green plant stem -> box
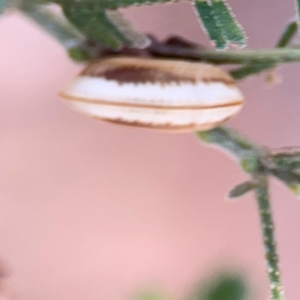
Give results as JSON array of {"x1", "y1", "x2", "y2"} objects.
[
  {"x1": 230, "y1": 21, "x2": 298, "y2": 79},
  {"x1": 20, "y1": 3, "x2": 84, "y2": 49},
  {"x1": 197, "y1": 127, "x2": 285, "y2": 300},
  {"x1": 230, "y1": 62, "x2": 275, "y2": 80},
  {"x1": 149, "y1": 46, "x2": 300, "y2": 64},
  {"x1": 16, "y1": 4, "x2": 300, "y2": 66},
  {"x1": 254, "y1": 175, "x2": 284, "y2": 300},
  {"x1": 197, "y1": 127, "x2": 258, "y2": 159},
  {"x1": 16, "y1": 5, "x2": 300, "y2": 78}
]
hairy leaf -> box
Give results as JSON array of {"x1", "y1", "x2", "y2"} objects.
[
  {"x1": 210, "y1": 0, "x2": 245, "y2": 47},
  {"x1": 62, "y1": 2, "x2": 129, "y2": 49},
  {"x1": 228, "y1": 181, "x2": 256, "y2": 199},
  {"x1": 194, "y1": 0, "x2": 227, "y2": 49}
]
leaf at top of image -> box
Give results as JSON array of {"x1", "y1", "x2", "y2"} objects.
[
  {"x1": 62, "y1": 2, "x2": 126, "y2": 49},
  {"x1": 194, "y1": 0, "x2": 227, "y2": 49},
  {"x1": 211, "y1": 0, "x2": 246, "y2": 47},
  {"x1": 194, "y1": 0, "x2": 246, "y2": 49}
]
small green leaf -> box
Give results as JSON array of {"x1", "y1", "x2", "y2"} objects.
[
  {"x1": 271, "y1": 169, "x2": 300, "y2": 183},
  {"x1": 272, "y1": 150, "x2": 300, "y2": 170},
  {"x1": 194, "y1": 0, "x2": 227, "y2": 49},
  {"x1": 211, "y1": 0, "x2": 245, "y2": 47},
  {"x1": 230, "y1": 62, "x2": 275, "y2": 80},
  {"x1": 276, "y1": 21, "x2": 298, "y2": 47},
  {"x1": 191, "y1": 273, "x2": 248, "y2": 300},
  {"x1": 228, "y1": 181, "x2": 256, "y2": 199},
  {"x1": 270, "y1": 169, "x2": 300, "y2": 198},
  {"x1": 62, "y1": 2, "x2": 129, "y2": 49}
]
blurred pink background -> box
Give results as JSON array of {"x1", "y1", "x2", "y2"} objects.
[{"x1": 1, "y1": 0, "x2": 300, "y2": 299}]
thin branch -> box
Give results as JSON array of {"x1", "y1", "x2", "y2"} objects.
[
  {"x1": 254, "y1": 175, "x2": 285, "y2": 300},
  {"x1": 197, "y1": 127, "x2": 285, "y2": 300},
  {"x1": 271, "y1": 149, "x2": 300, "y2": 170},
  {"x1": 230, "y1": 21, "x2": 298, "y2": 79},
  {"x1": 196, "y1": 127, "x2": 260, "y2": 160},
  {"x1": 230, "y1": 62, "x2": 275, "y2": 80},
  {"x1": 16, "y1": 5, "x2": 300, "y2": 74},
  {"x1": 20, "y1": 3, "x2": 84, "y2": 49},
  {"x1": 148, "y1": 44, "x2": 300, "y2": 64},
  {"x1": 19, "y1": 3, "x2": 104, "y2": 60}
]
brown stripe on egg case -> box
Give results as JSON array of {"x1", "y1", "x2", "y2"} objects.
[{"x1": 81, "y1": 57, "x2": 235, "y2": 85}]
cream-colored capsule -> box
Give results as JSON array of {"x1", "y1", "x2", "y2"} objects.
[{"x1": 59, "y1": 57, "x2": 244, "y2": 132}]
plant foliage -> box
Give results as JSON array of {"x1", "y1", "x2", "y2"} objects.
[{"x1": 46, "y1": 0, "x2": 246, "y2": 50}]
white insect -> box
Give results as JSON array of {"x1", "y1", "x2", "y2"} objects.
[{"x1": 60, "y1": 57, "x2": 244, "y2": 132}]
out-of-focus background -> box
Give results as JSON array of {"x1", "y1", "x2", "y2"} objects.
[{"x1": 0, "y1": 0, "x2": 300, "y2": 299}]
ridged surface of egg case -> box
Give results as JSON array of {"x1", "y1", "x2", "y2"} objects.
[{"x1": 60, "y1": 57, "x2": 244, "y2": 132}]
